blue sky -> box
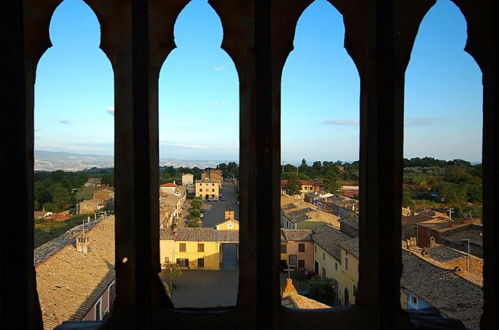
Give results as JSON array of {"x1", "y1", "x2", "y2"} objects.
[{"x1": 35, "y1": 0, "x2": 482, "y2": 163}]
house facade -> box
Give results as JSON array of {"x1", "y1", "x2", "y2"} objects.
[
  {"x1": 280, "y1": 229, "x2": 314, "y2": 273},
  {"x1": 181, "y1": 173, "x2": 194, "y2": 186},
  {"x1": 195, "y1": 180, "x2": 220, "y2": 200}
]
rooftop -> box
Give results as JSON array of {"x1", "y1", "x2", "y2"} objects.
[
  {"x1": 311, "y1": 224, "x2": 352, "y2": 260},
  {"x1": 338, "y1": 237, "x2": 359, "y2": 258},
  {"x1": 441, "y1": 227, "x2": 483, "y2": 247},
  {"x1": 159, "y1": 228, "x2": 239, "y2": 242},
  {"x1": 281, "y1": 229, "x2": 313, "y2": 242},
  {"x1": 36, "y1": 216, "x2": 115, "y2": 330},
  {"x1": 401, "y1": 250, "x2": 482, "y2": 330}
]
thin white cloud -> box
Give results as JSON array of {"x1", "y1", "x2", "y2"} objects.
[
  {"x1": 213, "y1": 66, "x2": 226, "y2": 71},
  {"x1": 106, "y1": 106, "x2": 115, "y2": 116},
  {"x1": 323, "y1": 119, "x2": 359, "y2": 126},
  {"x1": 59, "y1": 119, "x2": 71, "y2": 125},
  {"x1": 405, "y1": 117, "x2": 439, "y2": 127}
]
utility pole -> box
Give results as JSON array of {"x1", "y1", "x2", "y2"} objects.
[{"x1": 461, "y1": 239, "x2": 470, "y2": 272}]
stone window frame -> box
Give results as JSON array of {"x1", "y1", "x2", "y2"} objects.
[{"x1": 2, "y1": 1, "x2": 497, "y2": 330}]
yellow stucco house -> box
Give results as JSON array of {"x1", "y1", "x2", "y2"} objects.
[
  {"x1": 159, "y1": 219, "x2": 239, "y2": 270},
  {"x1": 337, "y1": 237, "x2": 359, "y2": 305},
  {"x1": 311, "y1": 224, "x2": 355, "y2": 304},
  {"x1": 195, "y1": 179, "x2": 220, "y2": 200}
]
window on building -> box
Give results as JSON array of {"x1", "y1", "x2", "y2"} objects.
[
  {"x1": 281, "y1": 244, "x2": 287, "y2": 253},
  {"x1": 197, "y1": 258, "x2": 205, "y2": 268},
  {"x1": 198, "y1": 243, "x2": 204, "y2": 252},
  {"x1": 200, "y1": 189, "x2": 203, "y2": 192},
  {"x1": 335, "y1": 262, "x2": 338, "y2": 271},
  {"x1": 323, "y1": 252, "x2": 325, "y2": 260},
  {"x1": 298, "y1": 243, "x2": 305, "y2": 252},
  {"x1": 322, "y1": 267, "x2": 327, "y2": 279},
  {"x1": 345, "y1": 256, "x2": 349, "y2": 270},
  {"x1": 353, "y1": 285, "x2": 357, "y2": 297},
  {"x1": 179, "y1": 243, "x2": 186, "y2": 252},
  {"x1": 288, "y1": 254, "x2": 298, "y2": 268},
  {"x1": 176, "y1": 258, "x2": 189, "y2": 267},
  {"x1": 212, "y1": 189, "x2": 215, "y2": 192},
  {"x1": 298, "y1": 260, "x2": 305, "y2": 268},
  {"x1": 411, "y1": 295, "x2": 418, "y2": 305}
]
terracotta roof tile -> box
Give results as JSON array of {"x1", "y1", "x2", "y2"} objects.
[{"x1": 36, "y1": 216, "x2": 115, "y2": 329}]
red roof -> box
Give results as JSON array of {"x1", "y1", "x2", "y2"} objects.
[{"x1": 161, "y1": 183, "x2": 177, "y2": 187}]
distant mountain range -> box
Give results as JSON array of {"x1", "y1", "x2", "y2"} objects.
[{"x1": 34, "y1": 150, "x2": 233, "y2": 171}]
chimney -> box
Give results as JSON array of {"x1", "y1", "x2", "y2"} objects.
[
  {"x1": 225, "y1": 210, "x2": 234, "y2": 221},
  {"x1": 76, "y1": 234, "x2": 90, "y2": 254}
]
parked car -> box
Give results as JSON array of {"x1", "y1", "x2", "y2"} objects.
[{"x1": 220, "y1": 197, "x2": 226, "y2": 201}]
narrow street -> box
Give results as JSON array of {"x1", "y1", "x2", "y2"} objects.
[{"x1": 201, "y1": 182, "x2": 239, "y2": 228}]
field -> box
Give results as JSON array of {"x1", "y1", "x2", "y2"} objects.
[
  {"x1": 74, "y1": 186, "x2": 98, "y2": 201},
  {"x1": 34, "y1": 214, "x2": 88, "y2": 248}
]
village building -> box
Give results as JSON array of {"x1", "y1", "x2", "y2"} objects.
[
  {"x1": 159, "y1": 222, "x2": 239, "y2": 270},
  {"x1": 84, "y1": 177, "x2": 103, "y2": 188},
  {"x1": 337, "y1": 237, "x2": 359, "y2": 305},
  {"x1": 280, "y1": 195, "x2": 340, "y2": 230},
  {"x1": 181, "y1": 173, "x2": 194, "y2": 186},
  {"x1": 311, "y1": 224, "x2": 352, "y2": 291},
  {"x1": 160, "y1": 182, "x2": 178, "y2": 195},
  {"x1": 78, "y1": 199, "x2": 103, "y2": 215},
  {"x1": 201, "y1": 169, "x2": 223, "y2": 187},
  {"x1": 93, "y1": 188, "x2": 114, "y2": 201},
  {"x1": 339, "y1": 217, "x2": 359, "y2": 238},
  {"x1": 280, "y1": 229, "x2": 314, "y2": 273},
  {"x1": 195, "y1": 179, "x2": 220, "y2": 200},
  {"x1": 400, "y1": 249, "x2": 482, "y2": 330},
  {"x1": 416, "y1": 218, "x2": 483, "y2": 257},
  {"x1": 280, "y1": 179, "x2": 321, "y2": 197},
  {"x1": 35, "y1": 216, "x2": 115, "y2": 329}
]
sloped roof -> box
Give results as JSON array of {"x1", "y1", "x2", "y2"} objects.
[
  {"x1": 281, "y1": 229, "x2": 313, "y2": 242},
  {"x1": 401, "y1": 250, "x2": 482, "y2": 330},
  {"x1": 159, "y1": 228, "x2": 239, "y2": 242},
  {"x1": 339, "y1": 237, "x2": 359, "y2": 258},
  {"x1": 311, "y1": 224, "x2": 352, "y2": 260},
  {"x1": 36, "y1": 216, "x2": 115, "y2": 330}
]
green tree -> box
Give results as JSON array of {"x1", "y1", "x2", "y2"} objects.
[
  {"x1": 190, "y1": 197, "x2": 203, "y2": 210},
  {"x1": 285, "y1": 172, "x2": 301, "y2": 195},
  {"x1": 189, "y1": 209, "x2": 201, "y2": 219},
  {"x1": 402, "y1": 187, "x2": 415, "y2": 208},
  {"x1": 306, "y1": 277, "x2": 336, "y2": 305},
  {"x1": 321, "y1": 169, "x2": 341, "y2": 195},
  {"x1": 161, "y1": 263, "x2": 182, "y2": 293},
  {"x1": 438, "y1": 183, "x2": 467, "y2": 203},
  {"x1": 298, "y1": 158, "x2": 309, "y2": 174},
  {"x1": 188, "y1": 218, "x2": 202, "y2": 227},
  {"x1": 283, "y1": 164, "x2": 298, "y2": 173}
]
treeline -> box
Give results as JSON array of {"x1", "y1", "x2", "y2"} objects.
[
  {"x1": 402, "y1": 158, "x2": 482, "y2": 220},
  {"x1": 34, "y1": 169, "x2": 113, "y2": 212},
  {"x1": 280, "y1": 159, "x2": 356, "y2": 196},
  {"x1": 281, "y1": 159, "x2": 359, "y2": 182},
  {"x1": 160, "y1": 162, "x2": 239, "y2": 183}
]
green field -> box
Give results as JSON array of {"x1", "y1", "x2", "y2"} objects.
[
  {"x1": 74, "y1": 186, "x2": 98, "y2": 201},
  {"x1": 34, "y1": 214, "x2": 88, "y2": 248}
]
